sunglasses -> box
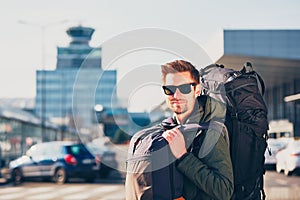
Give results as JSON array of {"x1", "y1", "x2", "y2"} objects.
[{"x1": 162, "y1": 83, "x2": 196, "y2": 95}]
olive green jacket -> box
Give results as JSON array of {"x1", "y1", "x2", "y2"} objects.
[{"x1": 176, "y1": 96, "x2": 234, "y2": 200}]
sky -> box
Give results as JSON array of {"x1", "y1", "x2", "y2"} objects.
[{"x1": 0, "y1": 0, "x2": 300, "y2": 112}]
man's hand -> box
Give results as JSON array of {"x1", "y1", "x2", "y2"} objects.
[{"x1": 162, "y1": 127, "x2": 187, "y2": 159}]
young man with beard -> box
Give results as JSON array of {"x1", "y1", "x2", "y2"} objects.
[{"x1": 160, "y1": 60, "x2": 233, "y2": 200}]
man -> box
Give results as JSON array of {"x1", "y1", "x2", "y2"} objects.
[{"x1": 161, "y1": 60, "x2": 233, "y2": 200}]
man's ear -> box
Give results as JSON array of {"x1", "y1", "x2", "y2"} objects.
[{"x1": 195, "y1": 84, "x2": 201, "y2": 97}]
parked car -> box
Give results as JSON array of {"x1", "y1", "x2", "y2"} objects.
[
  {"x1": 86, "y1": 142, "x2": 118, "y2": 178},
  {"x1": 9, "y1": 141, "x2": 99, "y2": 185},
  {"x1": 276, "y1": 138, "x2": 300, "y2": 176},
  {"x1": 264, "y1": 138, "x2": 287, "y2": 167}
]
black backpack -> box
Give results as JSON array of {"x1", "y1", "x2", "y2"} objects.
[
  {"x1": 125, "y1": 118, "x2": 221, "y2": 200},
  {"x1": 200, "y1": 62, "x2": 269, "y2": 200}
]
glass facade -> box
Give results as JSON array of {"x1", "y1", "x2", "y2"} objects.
[
  {"x1": 224, "y1": 30, "x2": 300, "y2": 136},
  {"x1": 35, "y1": 69, "x2": 117, "y2": 126},
  {"x1": 224, "y1": 30, "x2": 300, "y2": 60}
]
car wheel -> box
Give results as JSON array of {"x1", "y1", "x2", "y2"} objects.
[
  {"x1": 12, "y1": 169, "x2": 23, "y2": 186},
  {"x1": 54, "y1": 168, "x2": 67, "y2": 184},
  {"x1": 284, "y1": 168, "x2": 291, "y2": 176},
  {"x1": 276, "y1": 164, "x2": 282, "y2": 173}
]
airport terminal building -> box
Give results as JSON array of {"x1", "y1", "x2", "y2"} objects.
[
  {"x1": 217, "y1": 30, "x2": 300, "y2": 137},
  {"x1": 35, "y1": 26, "x2": 118, "y2": 131}
]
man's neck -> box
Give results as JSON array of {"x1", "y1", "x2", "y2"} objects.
[{"x1": 174, "y1": 111, "x2": 192, "y2": 124}]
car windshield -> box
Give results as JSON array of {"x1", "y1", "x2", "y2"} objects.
[
  {"x1": 66, "y1": 144, "x2": 90, "y2": 155},
  {"x1": 269, "y1": 142, "x2": 286, "y2": 149},
  {"x1": 25, "y1": 144, "x2": 39, "y2": 157}
]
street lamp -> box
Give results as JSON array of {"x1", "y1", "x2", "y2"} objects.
[
  {"x1": 18, "y1": 19, "x2": 68, "y2": 141},
  {"x1": 17, "y1": 19, "x2": 69, "y2": 67}
]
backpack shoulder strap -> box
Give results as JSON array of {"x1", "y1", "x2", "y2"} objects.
[
  {"x1": 160, "y1": 117, "x2": 229, "y2": 154},
  {"x1": 188, "y1": 121, "x2": 228, "y2": 156},
  {"x1": 161, "y1": 117, "x2": 178, "y2": 130},
  {"x1": 210, "y1": 121, "x2": 229, "y2": 146},
  {"x1": 189, "y1": 129, "x2": 207, "y2": 156},
  {"x1": 253, "y1": 71, "x2": 266, "y2": 95}
]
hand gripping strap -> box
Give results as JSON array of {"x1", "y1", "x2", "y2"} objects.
[
  {"x1": 161, "y1": 118, "x2": 229, "y2": 160},
  {"x1": 161, "y1": 118, "x2": 226, "y2": 141}
]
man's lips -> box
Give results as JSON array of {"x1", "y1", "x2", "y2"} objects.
[{"x1": 170, "y1": 99, "x2": 185, "y2": 104}]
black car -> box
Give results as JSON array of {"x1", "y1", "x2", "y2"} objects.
[{"x1": 9, "y1": 141, "x2": 99, "y2": 185}]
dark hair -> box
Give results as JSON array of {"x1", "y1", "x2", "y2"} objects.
[{"x1": 161, "y1": 60, "x2": 200, "y2": 84}]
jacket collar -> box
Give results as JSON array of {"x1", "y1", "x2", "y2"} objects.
[{"x1": 185, "y1": 95, "x2": 226, "y2": 124}]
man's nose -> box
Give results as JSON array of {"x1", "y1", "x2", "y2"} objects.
[{"x1": 173, "y1": 88, "x2": 182, "y2": 98}]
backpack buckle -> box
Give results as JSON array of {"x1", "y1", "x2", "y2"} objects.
[{"x1": 225, "y1": 71, "x2": 242, "y2": 83}]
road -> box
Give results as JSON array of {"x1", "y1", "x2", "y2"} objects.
[
  {"x1": 1, "y1": 170, "x2": 300, "y2": 200},
  {"x1": 0, "y1": 179, "x2": 125, "y2": 200},
  {"x1": 264, "y1": 170, "x2": 300, "y2": 200}
]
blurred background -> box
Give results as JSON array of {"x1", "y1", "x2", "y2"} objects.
[{"x1": 1, "y1": 0, "x2": 300, "y2": 199}]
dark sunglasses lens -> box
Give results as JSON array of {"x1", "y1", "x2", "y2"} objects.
[
  {"x1": 178, "y1": 84, "x2": 192, "y2": 94},
  {"x1": 163, "y1": 86, "x2": 175, "y2": 95},
  {"x1": 163, "y1": 83, "x2": 194, "y2": 95}
]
